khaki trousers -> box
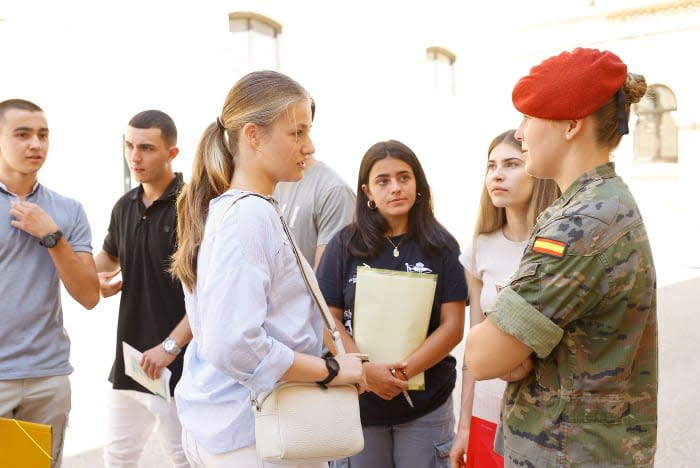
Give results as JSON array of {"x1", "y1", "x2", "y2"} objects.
[{"x1": 0, "y1": 375, "x2": 71, "y2": 468}]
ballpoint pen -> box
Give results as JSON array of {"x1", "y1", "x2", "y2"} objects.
[{"x1": 390, "y1": 368, "x2": 414, "y2": 408}]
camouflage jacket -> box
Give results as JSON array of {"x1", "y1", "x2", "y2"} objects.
[{"x1": 488, "y1": 163, "x2": 658, "y2": 467}]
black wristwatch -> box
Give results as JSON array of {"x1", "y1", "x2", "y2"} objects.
[
  {"x1": 40, "y1": 230, "x2": 63, "y2": 248},
  {"x1": 317, "y1": 355, "x2": 340, "y2": 389}
]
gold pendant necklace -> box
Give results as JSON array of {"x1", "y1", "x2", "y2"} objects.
[{"x1": 386, "y1": 236, "x2": 404, "y2": 258}]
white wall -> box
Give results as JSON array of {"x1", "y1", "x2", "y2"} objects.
[
  {"x1": 3, "y1": 0, "x2": 697, "y2": 279},
  {"x1": 1, "y1": 0, "x2": 489, "y2": 245}
]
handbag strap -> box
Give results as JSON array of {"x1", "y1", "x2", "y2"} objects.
[{"x1": 217, "y1": 191, "x2": 345, "y2": 356}]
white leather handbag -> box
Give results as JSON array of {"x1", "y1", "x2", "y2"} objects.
[
  {"x1": 253, "y1": 381, "x2": 364, "y2": 463},
  {"x1": 225, "y1": 193, "x2": 363, "y2": 463}
]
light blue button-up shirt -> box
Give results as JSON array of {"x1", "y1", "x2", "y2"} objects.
[{"x1": 175, "y1": 190, "x2": 323, "y2": 454}]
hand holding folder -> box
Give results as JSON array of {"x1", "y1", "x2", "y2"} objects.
[{"x1": 353, "y1": 266, "x2": 437, "y2": 391}]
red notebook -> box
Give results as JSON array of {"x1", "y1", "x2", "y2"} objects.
[{"x1": 466, "y1": 416, "x2": 504, "y2": 468}]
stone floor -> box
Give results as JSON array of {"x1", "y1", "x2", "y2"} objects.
[{"x1": 63, "y1": 441, "x2": 167, "y2": 468}]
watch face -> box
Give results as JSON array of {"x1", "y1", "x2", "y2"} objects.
[
  {"x1": 41, "y1": 230, "x2": 63, "y2": 248},
  {"x1": 42, "y1": 235, "x2": 57, "y2": 248},
  {"x1": 326, "y1": 356, "x2": 340, "y2": 373},
  {"x1": 163, "y1": 338, "x2": 181, "y2": 355}
]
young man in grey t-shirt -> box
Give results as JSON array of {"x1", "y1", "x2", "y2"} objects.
[{"x1": 0, "y1": 98, "x2": 99, "y2": 467}]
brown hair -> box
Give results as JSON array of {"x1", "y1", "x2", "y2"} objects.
[
  {"x1": 170, "y1": 70, "x2": 311, "y2": 291},
  {"x1": 591, "y1": 73, "x2": 647, "y2": 150}
]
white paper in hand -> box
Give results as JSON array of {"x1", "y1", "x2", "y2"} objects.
[{"x1": 122, "y1": 341, "x2": 172, "y2": 401}]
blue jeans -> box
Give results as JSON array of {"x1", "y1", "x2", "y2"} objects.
[{"x1": 332, "y1": 396, "x2": 454, "y2": 468}]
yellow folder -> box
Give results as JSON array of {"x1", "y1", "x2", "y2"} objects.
[
  {"x1": 0, "y1": 417, "x2": 52, "y2": 468},
  {"x1": 353, "y1": 266, "x2": 437, "y2": 390}
]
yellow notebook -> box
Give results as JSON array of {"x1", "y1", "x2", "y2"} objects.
[
  {"x1": 353, "y1": 266, "x2": 437, "y2": 390},
  {"x1": 0, "y1": 417, "x2": 52, "y2": 468}
]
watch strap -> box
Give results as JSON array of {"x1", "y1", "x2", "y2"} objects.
[{"x1": 317, "y1": 356, "x2": 339, "y2": 389}]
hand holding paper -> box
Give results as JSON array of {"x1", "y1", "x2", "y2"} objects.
[
  {"x1": 363, "y1": 361, "x2": 409, "y2": 400},
  {"x1": 352, "y1": 267, "x2": 437, "y2": 391},
  {"x1": 122, "y1": 341, "x2": 172, "y2": 401},
  {"x1": 140, "y1": 344, "x2": 177, "y2": 380}
]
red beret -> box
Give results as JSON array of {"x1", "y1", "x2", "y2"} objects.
[{"x1": 512, "y1": 48, "x2": 628, "y2": 120}]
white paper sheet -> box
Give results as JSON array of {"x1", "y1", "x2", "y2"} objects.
[{"x1": 122, "y1": 341, "x2": 172, "y2": 401}]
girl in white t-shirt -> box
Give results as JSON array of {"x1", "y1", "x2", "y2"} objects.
[{"x1": 449, "y1": 130, "x2": 559, "y2": 468}]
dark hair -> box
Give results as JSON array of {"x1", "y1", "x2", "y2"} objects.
[
  {"x1": 0, "y1": 99, "x2": 43, "y2": 128},
  {"x1": 128, "y1": 109, "x2": 178, "y2": 146},
  {"x1": 346, "y1": 139, "x2": 458, "y2": 258}
]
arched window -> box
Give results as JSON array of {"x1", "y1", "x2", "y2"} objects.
[
  {"x1": 633, "y1": 84, "x2": 678, "y2": 163},
  {"x1": 229, "y1": 12, "x2": 282, "y2": 72},
  {"x1": 426, "y1": 46, "x2": 456, "y2": 95}
]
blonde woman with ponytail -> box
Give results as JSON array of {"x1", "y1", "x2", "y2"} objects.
[{"x1": 170, "y1": 71, "x2": 365, "y2": 467}]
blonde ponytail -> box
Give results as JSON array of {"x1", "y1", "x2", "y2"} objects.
[
  {"x1": 170, "y1": 70, "x2": 310, "y2": 291},
  {"x1": 171, "y1": 122, "x2": 234, "y2": 291}
]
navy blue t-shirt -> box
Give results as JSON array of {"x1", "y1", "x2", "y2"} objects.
[{"x1": 317, "y1": 227, "x2": 467, "y2": 426}]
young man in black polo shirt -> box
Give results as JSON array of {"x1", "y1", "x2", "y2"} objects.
[{"x1": 94, "y1": 110, "x2": 190, "y2": 467}]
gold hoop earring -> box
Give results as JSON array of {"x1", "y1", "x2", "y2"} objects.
[{"x1": 367, "y1": 200, "x2": 377, "y2": 210}]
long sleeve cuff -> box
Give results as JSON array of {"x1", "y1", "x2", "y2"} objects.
[
  {"x1": 488, "y1": 288, "x2": 564, "y2": 358},
  {"x1": 240, "y1": 340, "x2": 295, "y2": 396}
]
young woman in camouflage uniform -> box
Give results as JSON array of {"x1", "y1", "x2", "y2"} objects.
[{"x1": 466, "y1": 48, "x2": 658, "y2": 467}]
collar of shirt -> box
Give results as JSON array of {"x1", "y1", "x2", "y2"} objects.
[
  {"x1": 127, "y1": 172, "x2": 184, "y2": 205},
  {"x1": 560, "y1": 162, "x2": 616, "y2": 207},
  {"x1": 0, "y1": 180, "x2": 41, "y2": 199},
  {"x1": 534, "y1": 163, "x2": 617, "y2": 229}
]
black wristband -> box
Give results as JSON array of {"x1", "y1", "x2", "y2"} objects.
[{"x1": 316, "y1": 355, "x2": 339, "y2": 389}]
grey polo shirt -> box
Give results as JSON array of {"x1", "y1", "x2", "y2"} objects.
[{"x1": 0, "y1": 181, "x2": 93, "y2": 380}]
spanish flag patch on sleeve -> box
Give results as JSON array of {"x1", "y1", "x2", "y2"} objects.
[{"x1": 532, "y1": 237, "x2": 567, "y2": 257}]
